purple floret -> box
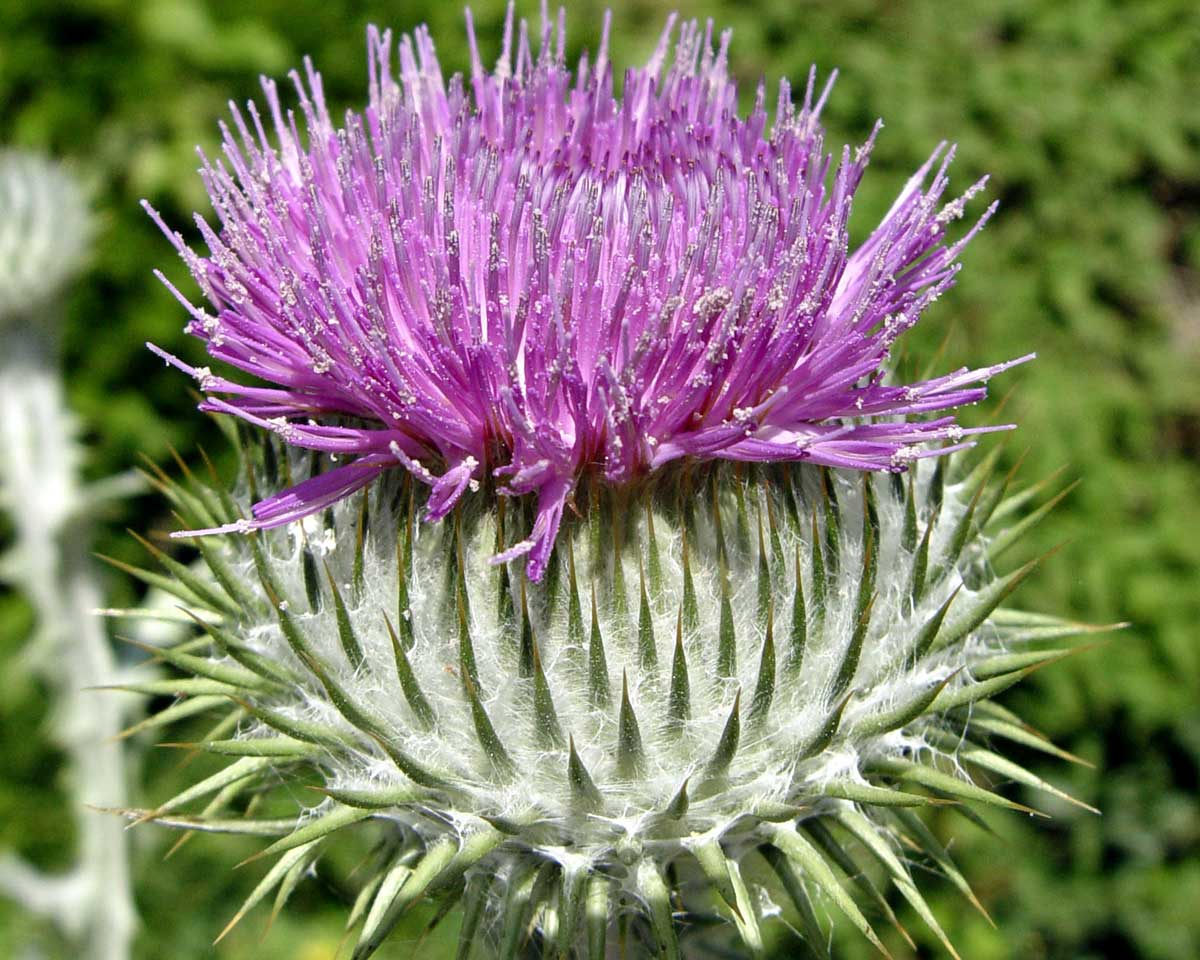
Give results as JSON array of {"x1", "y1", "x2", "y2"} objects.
[{"x1": 147, "y1": 6, "x2": 1030, "y2": 580}]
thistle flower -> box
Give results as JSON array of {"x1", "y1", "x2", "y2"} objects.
[
  {"x1": 0, "y1": 151, "x2": 91, "y2": 325},
  {"x1": 129, "y1": 10, "x2": 1103, "y2": 960},
  {"x1": 145, "y1": 8, "x2": 1030, "y2": 581}
]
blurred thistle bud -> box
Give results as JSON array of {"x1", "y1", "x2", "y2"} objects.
[
  {"x1": 0, "y1": 150, "x2": 91, "y2": 326},
  {"x1": 131, "y1": 8, "x2": 1104, "y2": 958}
]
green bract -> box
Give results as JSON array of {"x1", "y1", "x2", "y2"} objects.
[{"x1": 122, "y1": 432, "x2": 1104, "y2": 958}]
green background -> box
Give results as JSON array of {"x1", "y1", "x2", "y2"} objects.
[{"x1": 2, "y1": 0, "x2": 1198, "y2": 956}]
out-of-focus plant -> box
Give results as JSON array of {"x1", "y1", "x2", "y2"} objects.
[{"x1": 0, "y1": 150, "x2": 135, "y2": 960}]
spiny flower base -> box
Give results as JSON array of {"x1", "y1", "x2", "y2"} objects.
[{"x1": 123, "y1": 441, "x2": 1098, "y2": 958}]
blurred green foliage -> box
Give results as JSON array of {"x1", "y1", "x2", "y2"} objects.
[{"x1": 1, "y1": 0, "x2": 1197, "y2": 957}]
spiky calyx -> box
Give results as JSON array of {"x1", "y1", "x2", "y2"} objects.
[{"x1": 123, "y1": 436, "x2": 1101, "y2": 958}]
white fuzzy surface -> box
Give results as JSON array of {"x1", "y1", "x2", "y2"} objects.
[{"x1": 205, "y1": 454, "x2": 1004, "y2": 869}]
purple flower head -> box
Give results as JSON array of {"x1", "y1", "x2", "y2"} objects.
[{"x1": 147, "y1": 6, "x2": 1030, "y2": 580}]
